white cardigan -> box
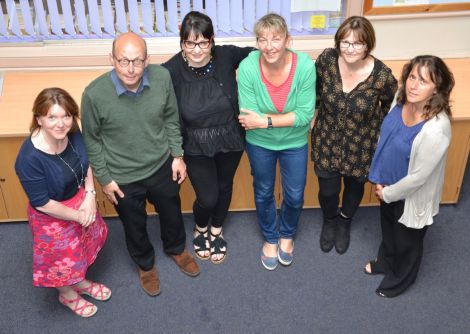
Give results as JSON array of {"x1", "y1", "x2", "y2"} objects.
[{"x1": 382, "y1": 112, "x2": 451, "y2": 229}]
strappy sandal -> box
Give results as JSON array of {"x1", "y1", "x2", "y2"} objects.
[
  {"x1": 364, "y1": 259, "x2": 380, "y2": 275},
  {"x1": 73, "y1": 281, "x2": 112, "y2": 301},
  {"x1": 59, "y1": 294, "x2": 98, "y2": 318},
  {"x1": 193, "y1": 226, "x2": 210, "y2": 261},
  {"x1": 210, "y1": 230, "x2": 227, "y2": 265}
]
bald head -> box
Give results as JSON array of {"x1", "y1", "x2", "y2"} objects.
[
  {"x1": 109, "y1": 32, "x2": 150, "y2": 93},
  {"x1": 112, "y1": 32, "x2": 148, "y2": 57}
]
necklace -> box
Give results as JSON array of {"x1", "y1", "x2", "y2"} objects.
[
  {"x1": 55, "y1": 141, "x2": 84, "y2": 189},
  {"x1": 182, "y1": 52, "x2": 214, "y2": 77}
]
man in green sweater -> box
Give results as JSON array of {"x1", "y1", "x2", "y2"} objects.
[{"x1": 81, "y1": 32, "x2": 200, "y2": 297}]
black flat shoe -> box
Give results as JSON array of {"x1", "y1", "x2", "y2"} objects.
[
  {"x1": 363, "y1": 260, "x2": 380, "y2": 275},
  {"x1": 376, "y1": 289, "x2": 390, "y2": 298},
  {"x1": 320, "y1": 218, "x2": 337, "y2": 253}
]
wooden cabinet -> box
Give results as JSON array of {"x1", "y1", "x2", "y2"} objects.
[
  {"x1": 0, "y1": 59, "x2": 469, "y2": 222},
  {"x1": 0, "y1": 138, "x2": 31, "y2": 221}
]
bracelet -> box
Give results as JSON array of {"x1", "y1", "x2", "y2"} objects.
[{"x1": 85, "y1": 189, "x2": 96, "y2": 195}]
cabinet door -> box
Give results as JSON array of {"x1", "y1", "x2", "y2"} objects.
[
  {"x1": 0, "y1": 187, "x2": 8, "y2": 220},
  {"x1": 0, "y1": 138, "x2": 30, "y2": 221}
]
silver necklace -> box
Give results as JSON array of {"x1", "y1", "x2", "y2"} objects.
[{"x1": 55, "y1": 141, "x2": 84, "y2": 189}]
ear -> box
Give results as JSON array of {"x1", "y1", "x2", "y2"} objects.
[
  {"x1": 144, "y1": 54, "x2": 151, "y2": 67},
  {"x1": 36, "y1": 117, "x2": 42, "y2": 126},
  {"x1": 109, "y1": 53, "x2": 115, "y2": 66}
]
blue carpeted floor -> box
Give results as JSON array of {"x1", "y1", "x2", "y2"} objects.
[{"x1": 1, "y1": 164, "x2": 469, "y2": 333}]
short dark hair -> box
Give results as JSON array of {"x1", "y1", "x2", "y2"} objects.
[
  {"x1": 30, "y1": 87, "x2": 80, "y2": 134},
  {"x1": 334, "y1": 16, "x2": 375, "y2": 58},
  {"x1": 397, "y1": 55, "x2": 455, "y2": 120},
  {"x1": 180, "y1": 11, "x2": 214, "y2": 48}
]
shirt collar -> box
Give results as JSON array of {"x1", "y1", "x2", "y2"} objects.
[{"x1": 110, "y1": 68, "x2": 150, "y2": 97}]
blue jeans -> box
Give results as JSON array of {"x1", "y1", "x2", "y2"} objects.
[{"x1": 246, "y1": 143, "x2": 308, "y2": 244}]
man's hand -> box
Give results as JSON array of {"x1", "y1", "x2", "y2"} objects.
[
  {"x1": 172, "y1": 158, "x2": 187, "y2": 184},
  {"x1": 102, "y1": 180, "x2": 125, "y2": 205}
]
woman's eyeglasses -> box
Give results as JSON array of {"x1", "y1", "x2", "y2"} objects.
[
  {"x1": 339, "y1": 41, "x2": 366, "y2": 50},
  {"x1": 183, "y1": 40, "x2": 211, "y2": 49}
]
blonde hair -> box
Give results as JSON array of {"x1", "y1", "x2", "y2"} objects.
[{"x1": 254, "y1": 13, "x2": 289, "y2": 39}]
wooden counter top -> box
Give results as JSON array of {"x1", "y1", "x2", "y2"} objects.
[{"x1": 0, "y1": 58, "x2": 469, "y2": 137}]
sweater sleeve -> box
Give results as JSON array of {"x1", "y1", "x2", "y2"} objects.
[
  {"x1": 161, "y1": 71, "x2": 184, "y2": 157},
  {"x1": 292, "y1": 56, "x2": 316, "y2": 127},
  {"x1": 379, "y1": 68, "x2": 398, "y2": 120},
  {"x1": 382, "y1": 125, "x2": 450, "y2": 203},
  {"x1": 237, "y1": 60, "x2": 261, "y2": 114},
  {"x1": 314, "y1": 50, "x2": 326, "y2": 117},
  {"x1": 81, "y1": 90, "x2": 113, "y2": 186},
  {"x1": 227, "y1": 45, "x2": 255, "y2": 69},
  {"x1": 15, "y1": 143, "x2": 50, "y2": 207}
]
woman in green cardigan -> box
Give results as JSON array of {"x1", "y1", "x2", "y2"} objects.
[{"x1": 238, "y1": 13, "x2": 316, "y2": 271}]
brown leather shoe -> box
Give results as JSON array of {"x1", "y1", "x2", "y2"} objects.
[
  {"x1": 138, "y1": 266, "x2": 160, "y2": 296},
  {"x1": 170, "y1": 250, "x2": 200, "y2": 277}
]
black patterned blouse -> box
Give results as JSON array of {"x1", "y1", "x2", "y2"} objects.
[{"x1": 311, "y1": 48, "x2": 397, "y2": 180}]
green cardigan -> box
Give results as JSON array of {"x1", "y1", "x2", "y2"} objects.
[
  {"x1": 81, "y1": 65, "x2": 183, "y2": 186},
  {"x1": 237, "y1": 49, "x2": 316, "y2": 150}
]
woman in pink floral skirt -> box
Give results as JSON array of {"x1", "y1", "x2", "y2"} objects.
[{"x1": 15, "y1": 88, "x2": 110, "y2": 317}]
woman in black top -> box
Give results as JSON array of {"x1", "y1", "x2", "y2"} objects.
[
  {"x1": 311, "y1": 16, "x2": 397, "y2": 255},
  {"x1": 163, "y1": 11, "x2": 253, "y2": 264}
]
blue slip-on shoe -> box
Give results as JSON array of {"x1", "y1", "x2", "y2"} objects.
[
  {"x1": 261, "y1": 249, "x2": 278, "y2": 271},
  {"x1": 277, "y1": 241, "x2": 294, "y2": 266}
]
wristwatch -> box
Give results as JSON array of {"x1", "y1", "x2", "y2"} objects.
[{"x1": 267, "y1": 117, "x2": 273, "y2": 130}]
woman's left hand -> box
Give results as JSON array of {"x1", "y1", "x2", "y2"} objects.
[
  {"x1": 78, "y1": 192, "x2": 98, "y2": 227},
  {"x1": 239, "y1": 108, "x2": 267, "y2": 130}
]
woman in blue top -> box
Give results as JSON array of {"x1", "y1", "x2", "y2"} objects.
[
  {"x1": 366, "y1": 56, "x2": 454, "y2": 298},
  {"x1": 15, "y1": 88, "x2": 109, "y2": 317}
]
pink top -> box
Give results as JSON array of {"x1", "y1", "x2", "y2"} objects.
[{"x1": 260, "y1": 52, "x2": 298, "y2": 113}]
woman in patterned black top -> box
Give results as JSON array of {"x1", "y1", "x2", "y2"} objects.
[{"x1": 311, "y1": 16, "x2": 397, "y2": 254}]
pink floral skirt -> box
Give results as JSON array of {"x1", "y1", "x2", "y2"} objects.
[{"x1": 27, "y1": 187, "x2": 108, "y2": 287}]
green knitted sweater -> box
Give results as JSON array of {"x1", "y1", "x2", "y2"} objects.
[{"x1": 81, "y1": 65, "x2": 183, "y2": 185}]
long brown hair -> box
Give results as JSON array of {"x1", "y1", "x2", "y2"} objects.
[
  {"x1": 397, "y1": 55, "x2": 455, "y2": 120},
  {"x1": 30, "y1": 87, "x2": 80, "y2": 134}
]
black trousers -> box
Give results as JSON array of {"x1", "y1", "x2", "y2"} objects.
[
  {"x1": 374, "y1": 200, "x2": 428, "y2": 297},
  {"x1": 315, "y1": 168, "x2": 365, "y2": 219},
  {"x1": 114, "y1": 157, "x2": 186, "y2": 271},
  {"x1": 185, "y1": 150, "x2": 243, "y2": 229}
]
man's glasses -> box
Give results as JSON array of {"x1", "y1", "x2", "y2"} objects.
[
  {"x1": 183, "y1": 40, "x2": 211, "y2": 49},
  {"x1": 113, "y1": 56, "x2": 146, "y2": 67},
  {"x1": 339, "y1": 41, "x2": 366, "y2": 50}
]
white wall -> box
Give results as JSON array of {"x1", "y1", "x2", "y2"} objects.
[{"x1": 369, "y1": 12, "x2": 470, "y2": 60}]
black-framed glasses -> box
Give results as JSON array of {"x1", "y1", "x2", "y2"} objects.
[
  {"x1": 339, "y1": 41, "x2": 366, "y2": 50},
  {"x1": 183, "y1": 40, "x2": 211, "y2": 49},
  {"x1": 113, "y1": 56, "x2": 146, "y2": 67}
]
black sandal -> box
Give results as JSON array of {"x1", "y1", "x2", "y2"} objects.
[
  {"x1": 193, "y1": 227, "x2": 210, "y2": 261},
  {"x1": 210, "y1": 231, "x2": 227, "y2": 265},
  {"x1": 364, "y1": 259, "x2": 380, "y2": 275}
]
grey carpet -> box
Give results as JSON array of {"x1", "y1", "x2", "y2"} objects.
[{"x1": 1, "y1": 165, "x2": 469, "y2": 333}]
